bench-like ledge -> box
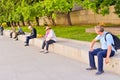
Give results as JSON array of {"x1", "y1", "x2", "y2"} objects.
[{"x1": 4, "y1": 30, "x2": 120, "y2": 75}]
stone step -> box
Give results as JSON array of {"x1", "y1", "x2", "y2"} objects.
[
  {"x1": 0, "y1": 36, "x2": 120, "y2": 80},
  {"x1": 3, "y1": 30, "x2": 120, "y2": 75}
]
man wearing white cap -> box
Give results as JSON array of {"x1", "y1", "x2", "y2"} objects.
[{"x1": 24, "y1": 26, "x2": 37, "y2": 46}]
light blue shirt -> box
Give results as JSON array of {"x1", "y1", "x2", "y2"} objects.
[{"x1": 95, "y1": 32, "x2": 115, "y2": 51}]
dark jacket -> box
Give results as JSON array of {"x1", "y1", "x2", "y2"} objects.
[
  {"x1": 18, "y1": 27, "x2": 25, "y2": 34},
  {"x1": 30, "y1": 28, "x2": 37, "y2": 38},
  {"x1": 0, "y1": 26, "x2": 4, "y2": 31}
]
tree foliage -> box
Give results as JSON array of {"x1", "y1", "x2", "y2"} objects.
[
  {"x1": 43, "y1": 0, "x2": 74, "y2": 25},
  {"x1": 0, "y1": 0, "x2": 74, "y2": 25},
  {"x1": 1, "y1": 0, "x2": 120, "y2": 26},
  {"x1": 75, "y1": 0, "x2": 120, "y2": 17}
]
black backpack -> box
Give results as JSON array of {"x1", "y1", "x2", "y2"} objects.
[{"x1": 105, "y1": 32, "x2": 120, "y2": 51}]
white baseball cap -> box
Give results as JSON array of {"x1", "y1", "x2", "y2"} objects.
[{"x1": 28, "y1": 26, "x2": 31, "y2": 29}]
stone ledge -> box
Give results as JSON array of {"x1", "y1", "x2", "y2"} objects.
[
  {"x1": 3, "y1": 30, "x2": 120, "y2": 75},
  {"x1": 86, "y1": 27, "x2": 120, "y2": 35}
]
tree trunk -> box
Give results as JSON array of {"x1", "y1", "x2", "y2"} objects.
[
  {"x1": 17, "y1": 22, "x2": 20, "y2": 26},
  {"x1": 36, "y1": 17, "x2": 39, "y2": 26},
  {"x1": 48, "y1": 16, "x2": 56, "y2": 26},
  {"x1": 51, "y1": 17, "x2": 56, "y2": 26},
  {"x1": 14, "y1": 22, "x2": 17, "y2": 26},
  {"x1": 22, "y1": 21, "x2": 25, "y2": 26},
  {"x1": 6, "y1": 22, "x2": 11, "y2": 27},
  {"x1": 11, "y1": 21, "x2": 14, "y2": 26},
  {"x1": 66, "y1": 12, "x2": 72, "y2": 26},
  {"x1": 11, "y1": 21, "x2": 17, "y2": 26},
  {"x1": 27, "y1": 20, "x2": 31, "y2": 26}
]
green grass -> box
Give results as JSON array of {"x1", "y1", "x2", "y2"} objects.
[
  {"x1": 5, "y1": 25, "x2": 97, "y2": 42},
  {"x1": 52, "y1": 25, "x2": 97, "y2": 41}
]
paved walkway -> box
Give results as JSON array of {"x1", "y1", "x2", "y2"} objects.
[{"x1": 0, "y1": 36, "x2": 120, "y2": 80}]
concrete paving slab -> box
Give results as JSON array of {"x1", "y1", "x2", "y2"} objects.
[{"x1": 0, "y1": 36, "x2": 120, "y2": 80}]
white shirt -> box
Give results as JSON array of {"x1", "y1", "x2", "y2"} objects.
[{"x1": 46, "y1": 29, "x2": 57, "y2": 41}]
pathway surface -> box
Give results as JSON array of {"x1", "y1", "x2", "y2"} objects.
[{"x1": 0, "y1": 36, "x2": 120, "y2": 80}]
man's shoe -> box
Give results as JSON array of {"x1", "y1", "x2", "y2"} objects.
[
  {"x1": 40, "y1": 49, "x2": 44, "y2": 53},
  {"x1": 44, "y1": 50, "x2": 48, "y2": 54},
  {"x1": 86, "y1": 67, "x2": 97, "y2": 70},
  {"x1": 96, "y1": 71, "x2": 104, "y2": 75},
  {"x1": 15, "y1": 39, "x2": 18, "y2": 41},
  {"x1": 24, "y1": 44, "x2": 29, "y2": 46}
]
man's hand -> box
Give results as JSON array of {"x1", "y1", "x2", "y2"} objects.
[
  {"x1": 89, "y1": 48, "x2": 94, "y2": 52},
  {"x1": 105, "y1": 58, "x2": 110, "y2": 64},
  {"x1": 89, "y1": 39, "x2": 96, "y2": 52}
]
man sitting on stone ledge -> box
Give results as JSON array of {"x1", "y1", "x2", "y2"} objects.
[
  {"x1": 10, "y1": 26, "x2": 16, "y2": 38},
  {"x1": 40, "y1": 26, "x2": 57, "y2": 53},
  {"x1": 86, "y1": 25, "x2": 115, "y2": 75},
  {"x1": 14, "y1": 25, "x2": 25, "y2": 41},
  {"x1": 24, "y1": 25, "x2": 37, "y2": 46},
  {"x1": 0, "y1": 25, "x2": 4, "y2": 36}
]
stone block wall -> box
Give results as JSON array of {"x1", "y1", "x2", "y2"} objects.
[{"x1": 38, "y1": 6, "x2": 120, "y2": 25}]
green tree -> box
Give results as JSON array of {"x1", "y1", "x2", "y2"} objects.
[
  {"x1": 44, "y1": 0, "x2": 74, "y2": 25},
  {"x1": 75, "y1": 0, "x2": 116, "y2": 16},
  {"x1": 20, "y1": 0, "x2": 43, "y2": 25},
  {"x1": 1, "y1": 0, "x2": 15, "y2": 26},
  {"x1": 31, "y1": 1, "x2": 44, "y2": 26},
  {"x1": 114, "y1": 0, "x2": 120, "y2": 17},
  {"x1": 0, "y1": 0, "x2": 75, "y2": 26},
  {"x1": 54, "y1": 0, "x2": 74, "y2": 25},
  {"x1": 0, "y1": 0, "x2": 23, "y2": 26}
]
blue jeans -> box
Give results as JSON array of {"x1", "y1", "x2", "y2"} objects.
[
  {"x1": 26, "y1": 36, "x2": 35, "y2": 44},
  {"x1": 89, "y1": 48, "x2": 115, "y2": 72}
]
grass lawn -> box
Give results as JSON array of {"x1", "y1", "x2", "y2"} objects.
[
  {"x1": 5, "y1": 25, "x2": 98, "y2": 42},
  {"x1": 52, "y1": 25, "x2": 97, "y2": 42}
]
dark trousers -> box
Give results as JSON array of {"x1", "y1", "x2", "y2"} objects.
[
  {"x1": 10, "y1": 32, "x2": 16, "y2": 38},
  {"x1": 89, "y1": 48, "x2": 115, "y2": 72},
  {"x1": 15, "y1": 32, "x2": 25, "y2": 40},
  {"x1": 0, "y1": 31, "x2": 3, "y2": 35},
  {"x1": 14, "y1": 33, "x2": 19, "y2": 39},
  {"x1": 10, "y1": 32, "x2": 13, "y2": 38},
  {"x1": 42, "y1": 40, "x2": 55, "y2": 50},
  {"x1": 26, "y1": 36, "x2": 34, "y2": 44}
]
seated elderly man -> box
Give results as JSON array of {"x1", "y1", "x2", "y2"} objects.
[{"x1": 24, "y1": 26, "x2": 37, "y2": 46}]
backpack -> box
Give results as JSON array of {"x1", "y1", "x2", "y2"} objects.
[{"x1": 105, "y1": 32, "x2": 120, "y2": 51}]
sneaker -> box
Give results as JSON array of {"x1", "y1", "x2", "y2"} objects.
[
  {"x1": 13, "y1": 37, "x2": 16, "y2": 39},
  {"x1": 86, "y1": 67, "x2": 97, "y2": 70},
  {"x1": 44, "y1": 50, "x2": 48, "y2": 54},
  {"x1": 96, "y1": 71, "x2": 104, "y2": 75},
  {"x1": 24, "y1": 44, "x2": 29, "y2": 46},
  {"x1": 40, "y1": 49, "x2": 44, "y2": 53},
  {"x1": 15, "y1": 39, "x2": 18, "y2": 41}
]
